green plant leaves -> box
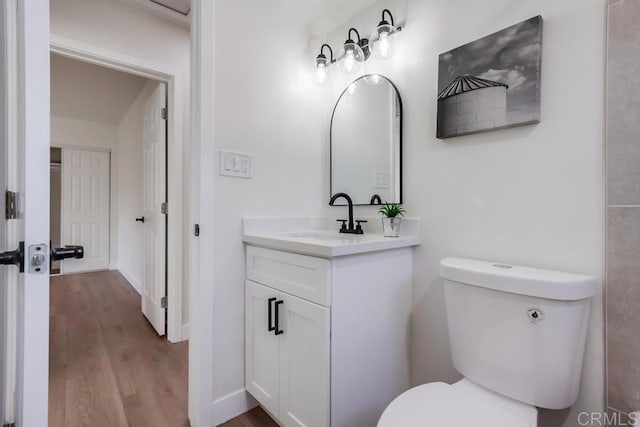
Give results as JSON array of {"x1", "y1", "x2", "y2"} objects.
[{"x1": 378, "y1": 203, "x2": 405, "y2": 218}]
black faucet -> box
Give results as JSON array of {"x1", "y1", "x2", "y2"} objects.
[
  {"x1": 370, "y1": 194, "x2": 382, "y2": 205},
  {"x1": 329, "y1": 192, "x2": 367, "y2": 234}
]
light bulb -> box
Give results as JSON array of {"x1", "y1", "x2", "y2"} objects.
[
  {"x1": 314, "y1": 63, "x2": 327, "y2": 86},
  {"x1": 337, "y1": 41, "x2": 363, "y2": 75},
  {"x1": 344, "y1": 51, "x2": 356, "y2": 73},
  {"x1": 373, "y1": 24, "x2": 397, "y2": 60},
  {"x1": 379, "y1": 32, "x2": 390, "y2": 57}
]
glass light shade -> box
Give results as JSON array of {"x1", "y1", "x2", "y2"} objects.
[
  {"x1": 372, "y1": 23, "x2": 398, "y2": 60},
  {"x1": 313, "y1": 60, "x2": 329, "y2": 86},
  {"x1": 337, "y1": 41, "x2": 364, "y2": 74}
]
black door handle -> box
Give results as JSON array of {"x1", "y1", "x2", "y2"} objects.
[
  {"x1": 0, "y1": 242, "x2": 24, "y2": 272},
  {"x1": 267, "y1": 297, "x2": 276, "y2": 332},
  {"x1": 136, "y1": 217, "x2": 145, "y2": 223},
  {"x1": 274, "y1": 300, "x2": 284, "y2": 335},
  {"x1": 50, "y1": 245, "x2": 84, "y2": 263}
]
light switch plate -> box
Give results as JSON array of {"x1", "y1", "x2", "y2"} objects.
[{"x1": 219, "y1": 150, "x2": 252, "y2": 178}]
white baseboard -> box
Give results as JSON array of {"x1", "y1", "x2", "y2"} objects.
[
  {"x1": 212, "y1": 389, "x2": 258, "y2": 426},
  {"x1": 181, "y1": 323, "x2": 189, "y2": 339},
  {"x1": 118, "y1": 267, "x2": 142, "y2": 295}
]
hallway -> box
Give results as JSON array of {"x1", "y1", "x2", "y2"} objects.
[{"x1": 49, "y1": 271, "x2": 188, "y2": 427}]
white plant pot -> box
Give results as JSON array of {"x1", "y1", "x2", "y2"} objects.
[{"x1": 382, "y1": 217, "x2": 402, "y2": 237}]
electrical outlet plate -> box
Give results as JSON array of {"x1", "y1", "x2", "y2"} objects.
[{"x1": 219, "y1": 150, "x2": 252, "y2": 178}]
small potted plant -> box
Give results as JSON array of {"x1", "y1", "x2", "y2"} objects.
[{"x1": 378, "y1": 203, "x2": 405, "y2": 237}]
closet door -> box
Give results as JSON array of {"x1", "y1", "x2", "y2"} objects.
[{"x1": 61, "y1": 148, "x2": 110, "y2": 273}]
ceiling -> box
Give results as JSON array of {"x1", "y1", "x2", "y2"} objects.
[{"x1": 50, "y1": 53, "x2": 149, "y2": 125}]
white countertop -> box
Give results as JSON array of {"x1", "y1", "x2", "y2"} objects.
[{"x1": 243, "y1": 217, "x2": 420, "y2": 258}]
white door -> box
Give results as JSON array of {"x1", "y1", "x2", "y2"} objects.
[
  {"x1": 1, "y1": 0, "x2": 50, "y2": 425},
  {"x1": 279, "y1": 293, "x2": 330, "y2": 427},
  {"x1": 141, "y1": 82, "x2": 168, "y2": 336},
  {"x1": 0, "y1": 2, "x2": 8, "y2": 420},
  {"x1": 245, "y1": 281, "x2": 281, "y2": 417},
  {"x1": 61, "y1": 149, "x2": 110, "y2": 273}
]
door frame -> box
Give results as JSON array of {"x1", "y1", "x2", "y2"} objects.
[
  {"x1": 49, "y1": 35, "x2": 185, "y2": 343},
  {"x1": 190, "y1": 1, "x2": 216, "y2": 425}
]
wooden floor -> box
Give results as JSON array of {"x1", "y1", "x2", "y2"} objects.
[
  {"x1": 219, "y1": 407, "x2": 279, "y2": 427},
  {"x1": 49, "y1": 270, "x2": 189, "y2": 427}
]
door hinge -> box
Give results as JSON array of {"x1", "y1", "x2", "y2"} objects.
[
  {"x1": 194, "y1": 224, "x2": 200, "y2": 237},
  {"x1": 161, "y1": 202, "x2": 168, "y2": 215},
  {"x1": 161, "y1": 296, "x2": 167, "y2": 309},
  {"x1": 161, "y1": 108, "x2": 168, "y2": 120},
  {"x1": 5, "y1": 190, "x2": 17, "y2": 219}
]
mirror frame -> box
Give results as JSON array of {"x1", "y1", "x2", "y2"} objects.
[{"x1": 329, "y1": 74, "x2": 403, "y2": 206}]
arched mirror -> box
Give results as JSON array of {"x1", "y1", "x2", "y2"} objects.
[{"x1": 330, "y1": 74, "x2": 402, "y2": 206}]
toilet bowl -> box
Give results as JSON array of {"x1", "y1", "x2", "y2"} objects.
[
  {"x1": 378, "y1": 258, "x2": 597, "y2": 427},
  {"x1": 378, "y1": 379, "x2": 537, "y2": 427}
]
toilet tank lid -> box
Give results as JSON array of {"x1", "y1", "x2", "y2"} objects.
[{"x1": 440, "y1": 258, "x2": 597, "y2": 301}]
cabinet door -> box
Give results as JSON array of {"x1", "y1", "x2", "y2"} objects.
[
  {"x1": 245, "y1": 280, "x2": 280, "y2": 417},
  {"x1": 279, "y1": 293, "x2": 330, "y2": 427}
]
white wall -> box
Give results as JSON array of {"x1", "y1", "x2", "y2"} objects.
[
  {"x1": 50, "y1": 0, "x2": 191, "y2": 328},
  {"x1": 210, "y1": 0, "x2": 327, "y2": 416},
  {"x1": 320, "y1": 0, "x2": 605, "y2": 426}
]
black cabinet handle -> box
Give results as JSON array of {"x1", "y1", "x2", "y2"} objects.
[
  {"x1": 136, "y1": 217, "x2": 145, "y2": 223},
  {"x1": 274, "y1": 300, "x2": 284, "y2": 335},
  {"x1": 267, "y1": 297, "x2": 276, "y2": 332}
]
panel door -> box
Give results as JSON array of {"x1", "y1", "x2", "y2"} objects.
[
  {"x1": 1, "y1": 0, "x2": 51, "y2": 424},
  {"x1": 141, "y1": 82, "x2": 167, "y2": 335},
  {"x1": 61, "y1": 148, "x2": 110, "y2": 273},
  {"x1": 245, "y1": 280, "x2": 280, "y2": 418},
  {"x1": 279, "y1": 293, "x2": 330, "y2": 427},
  {"x1": 0, "y1": 2, "x2": 7, "y2": 417}
]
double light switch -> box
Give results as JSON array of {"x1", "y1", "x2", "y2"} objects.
[{"x1": 220, "y1": 150, "x2": 252, "y2": 178}]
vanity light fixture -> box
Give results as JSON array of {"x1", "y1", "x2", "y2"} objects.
[
  {"x1": 313, "y1": 10, "x2": 402, "y2": 83},
  {"x1": 337, "y1": 28, "x2": 371, "y2": 75},
  {"x1": 373, "y1": 9, "x2": 400, "y2": 60},
  {"x1": 314, "y1": 43, "x2": 335, "y2": 86}
]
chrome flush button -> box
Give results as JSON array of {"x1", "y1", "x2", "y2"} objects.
[{"x1": 527, "y1": 308, "x2": 544, "y2": 322}]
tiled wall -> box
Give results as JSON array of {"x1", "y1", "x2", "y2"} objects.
[{"x1": 607, "y1": 0, "x2": 640, "y2": 416}]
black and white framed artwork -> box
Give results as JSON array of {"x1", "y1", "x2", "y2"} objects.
[{"x1": 437, "y1": 16, "x2": 543, "y2": 139}]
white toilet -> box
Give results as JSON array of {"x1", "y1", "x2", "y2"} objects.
[{"x1": 379, "y1": 257, "x2": 597, "y2": 427}]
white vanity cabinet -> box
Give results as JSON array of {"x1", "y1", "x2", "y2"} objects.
[{"x1": 244, "y1": 243, "x2": 414, "y2": 427}]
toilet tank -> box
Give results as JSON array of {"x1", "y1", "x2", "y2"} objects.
[{"x1": 440, "y1": 258, "x2": 597, "y2": 410}]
